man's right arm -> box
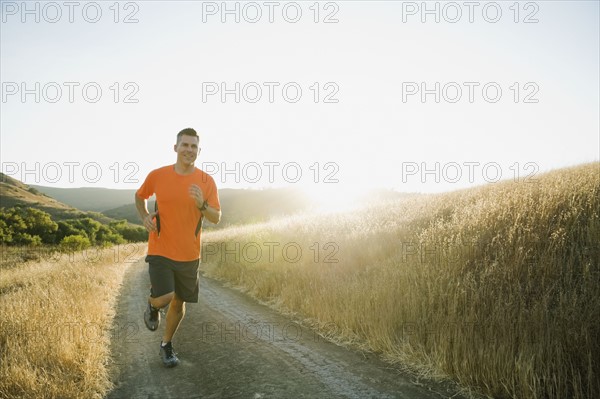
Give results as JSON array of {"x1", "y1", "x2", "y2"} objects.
[{"x1": 135, "y1": 193, "x2": 157, "y2": 232}]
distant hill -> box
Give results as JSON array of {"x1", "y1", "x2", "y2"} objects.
[
  {"x1": 102, "y1": 188, "x2": 411, "y2": 229},
  {"x1": 27, "y1": 180, "x2": 410, "y2": 229},
  {"x1": 29, "y1": 185, "x2": 137, "y2": 212},
  {"x1": 217, "y1": 188, "x2": 310, "y2": 228},
  {"x1": 103, "y1": 200, "x2": 155, "y2": 225},
  {"x1": 102, "y1": 188, "x2": 311, "y2": 228},
  {"x1": 0, "y1": 173, "x2": 116, "y2": 224}
]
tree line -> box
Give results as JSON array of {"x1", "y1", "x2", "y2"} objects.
[{"x1": 0, "y1": 205, "x2": 147, "y2": 251}]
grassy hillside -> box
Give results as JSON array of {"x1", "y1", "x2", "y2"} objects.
[
  {"x1": 201, "y1": 162, "x2": 600, "y2": 399},
  {"x1": 0, "y1": 173, "x2": 114, "y2": 224}
]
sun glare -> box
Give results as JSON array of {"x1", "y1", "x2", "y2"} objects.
[{"x1": 300, "y1": 184, "x2": 367, "y2": 214}]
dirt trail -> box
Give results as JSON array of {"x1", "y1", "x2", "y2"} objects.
[{"x1": 107, "y1": 259, "x2": 464, "y2": 399}]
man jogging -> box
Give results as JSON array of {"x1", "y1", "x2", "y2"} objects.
[{"x1": 135, "y1": 127, "x2": 221, "y2": 367}]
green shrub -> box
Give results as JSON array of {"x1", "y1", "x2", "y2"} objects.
[{"x1": 59, "y1": 235, "x2": 91, "y2": 252}]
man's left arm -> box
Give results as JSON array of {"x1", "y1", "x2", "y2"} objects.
[
  {"x1": 201, "y1": 204, "x2": 221, "y2": 224},
  {"x1": 189, "y1": 183, "x2": 221, "y2": 224}
]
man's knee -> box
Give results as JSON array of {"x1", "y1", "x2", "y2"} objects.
[
  {"x1": 170, "y1": 294, "x2": 185, "y2": 311},
  {"x1": 150, "y1": 291, "x2": 174, "y2": 308}
]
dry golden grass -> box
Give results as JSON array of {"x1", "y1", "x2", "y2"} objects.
[
  {"x1": 202, "y1": 162, "x2": 600, "y2": 399},
  {"x1": 0, "y1": 244, "x2": 142, "y2": 399}
]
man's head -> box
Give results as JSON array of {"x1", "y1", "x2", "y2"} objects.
[
  {"x1": 174, "y1": 128, "x2": 200, "y2": 166},
  {"x1": 176, "y1": 128, "x2": 199, "y2": 145}
]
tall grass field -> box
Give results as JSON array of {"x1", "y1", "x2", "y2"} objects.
[
  {"x1": 202, "y1": 163, "x2": 599, "y2": 399},
  {"x1": 0, "y1": 245, "x2": 139, "y2": 399}
]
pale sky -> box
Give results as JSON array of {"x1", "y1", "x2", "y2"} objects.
[{"x1": 1, "y1": 1, "x2": 599, "y2": 199}]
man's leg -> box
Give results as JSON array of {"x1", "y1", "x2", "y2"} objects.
[
  {"x1": 164, "y1": 259, "x2": 198, "y2": 342},
  {"x1": 159, "y1": 294, "x2": 185, "y2": 367},
  {"x1": 149, "y1": 292, "x2": 173, "y2": 309},
  {"x1": 145, "y1": 257, "x2": 175, "y2": 331},
  {"x1": 158, "y1": 258, "x2": 197, "y2": 367},
  {"x1": 163, "y1": 294, "x2": 185, "y2": 343}
]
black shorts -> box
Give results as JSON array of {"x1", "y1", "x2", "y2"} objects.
[{"x1": 146, "y1": 255, "x2": 200, "y2": 303}]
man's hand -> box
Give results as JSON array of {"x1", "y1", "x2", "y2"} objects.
[
  {"x1": 143, "y1": 211, "x2": 158, "y2": 233},
  {"x1": 188, "y1": 184, "x2": 221, "y2": 224},
  {"x1": 189, "y1": 184, "x2": 205, "y2": 208}
]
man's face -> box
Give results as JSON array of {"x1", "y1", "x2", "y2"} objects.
[{"x1": 174, "y1": 135, "x2": 200, "y2": 165}]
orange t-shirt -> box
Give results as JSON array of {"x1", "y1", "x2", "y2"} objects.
[{"x1": 136, "y1": 165, "x2": 220, "y2": 262}]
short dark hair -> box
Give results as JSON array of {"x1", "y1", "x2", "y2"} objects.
[{"x1": 176, "y1": 128, "x2": 199, "y2": 144}]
